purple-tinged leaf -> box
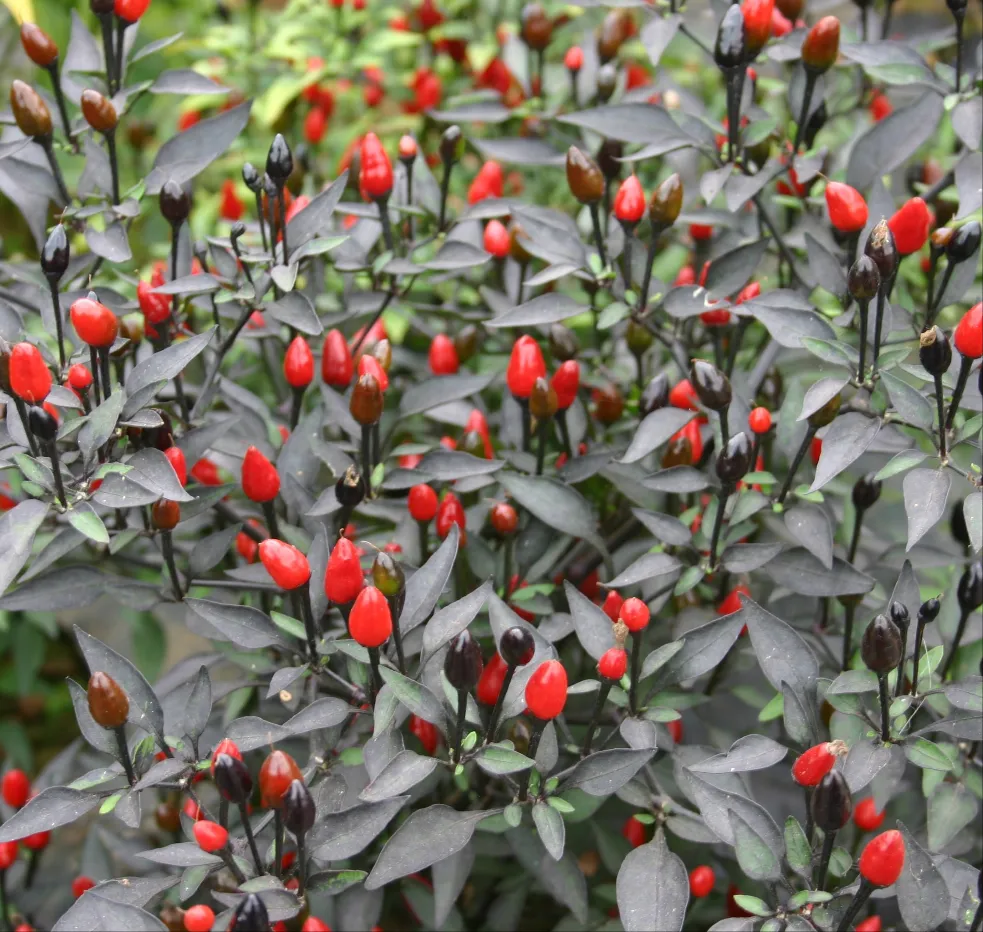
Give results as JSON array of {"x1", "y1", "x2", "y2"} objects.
[
  {"x1": 0, "y1": 786, "x2": 101, "y2": 842},
  {"x1": 617, "y1": 829, "x2": 688, "y2": 932},
  {"x1": 0, "y1": 499, "x2": 49, "y2": 599},
  {"x1": 903, "y1": 468, "x2": 951, "y2": 551}
]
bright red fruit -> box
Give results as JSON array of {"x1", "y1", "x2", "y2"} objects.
[
  {"x1": 325, "y1": 537, "x2": 364, "y2": 604},
  {"x1": 210, "y1": 738, "x2": 242, "y2": 776},
  {"x1": 690, "y1": 223, "x2": 714, "y2": 241},
  {"x1": 859, "y1": 830, "x2": 905, "y2": 886},
  {"x1": 301, "y1": 919, "x2": 331, "y2": 932},
  {"x1": 736, "y1": 282, "x2": 760, "y2": 304},
  {"x1": 525, "y1": 659, "x2": 568, "y2": 720},
  {"x1": 115, "y1": 0, "x2": 151, "y2": 20},
  {"x1": 622, "y1": 815, "x2": 646, "y2": 848},
  {"x1": 954, "y1": 303, "x2": 982, "y2": 359},
  {"x1": 436, "y1": 493, "x2": 466, "y2": 540},
  {"x1": 810, "y1": 435, "x2": 822, "y2": 465},
  {"x1": 854, "y1": 796, "x2": 886, "y2": 831},
  {"x1": 887, "y1": 197, "x2": 931, "y2": 255},
  {"x1": 552, "y1": 361, "x2": 580, "y2": 410},
  {"x1": 429, "y1": 334, "x2": 459, "y2": 375},
  {"x1": 322, "y1": 330, "x2": 354, "y2": 386},
  {"x1": 138, "y1": 279, "x2": 170, "y2": 324},
  {"x1": 855, "y1": 916, "x2": 882, "y2": 932},
  {"x1": 700, "y1": 306, "x2": 731, "y2": 327},
  {"x1": 67, "y1": 364, "x2": 93, "y2": 391},
  {"x1": 741, "y1": 0, "x2": 774, "y2": 55},
  {"x1": 564, "y1": 46, "x2": 583, "y2": 70},
  {"x1": 183, "y1": 904, "x2": 216, "y2": 932},
  {"x1": 467, "y1": 160, "x2": 504, "y2": 204},
  {"x1": 304, "y1": 106, "x2": 328, "y2": 144},
  {"x1": 483, "y1": 220, "x2": 510, "y2": 258},
  {"x1": 398, "y1": 135, "x2": 418, "y2": 161},
  {"x1": 506, "y1": 335, "x2": 547, "y2": 398},
  {"x1": 259, "y1": 539, "x2": 311, "y2": 590},
  {"x1": 9, "y1": 343, "x2": 51, "y2": 403},
  {"x1": 284, "y1": 336, "x2": 315, "y2": 388},
  {"x1": 71, "y1": 297, "x2": 119, "y2": 348},
  {"x1": 22, "y1": 832, "x2": 50, "y2": 851},
  {"x1": 164, "y1": 446, "x2": 188, "y2": 486},
  {"x1": 619, "y1": 597, "x2": 650, "y2": 632},
  {"x1": 0, "y1": 842, "x2": 16, "y2": 870},
  {"x1": 689, "y1": 865, "x2": 715, "y2": 897},
  {"x1": 193, "y1": 820, "x2": 228, "y2": 853},
  {"x1": 219, "y1": 179, "x2": 244, "y2": 221},
  {"x1": 465, "y1": 409, "x2": 494, "y2": 459},
  {"x1": 259, "y1": 750, "x2": 303, "y2": 808},
  {"x1": 72, "y1": 876, "x2": 95, "y2": 898},
  {"x1": 358, "y1": 353, "x2": 389, "y2": 392},
  {"x1": 669, "y1": 718, "x2": 686, "y2": 745},
  {"x1": 191, "y1": 458, "x2": 222, "y2": 486},
  {"x1": 1, "y1": 770, "x2": 30, "y2": 809},
  {"x1": 674, "y1": 265, "x2": 696, "y2": 287},
  {"x1": 241, "y1": 446, "x2": 280, "y2": 503},
  {"x1": 598, "y1": 647, "x2": 627, "y2": 680},
  {"x1": 791, "y1": 741, "x2": 843, "y2": 786},
  {"x1": 410, "y1": 714, "x2": 438, "y2": 754},
  {"x1": 408, "y1": 484, "x2": 439, "y2": 522},
  {"x1": 870, "y1": 92, "x2": 892, "y2": 122},
  {"x1": 477, "y1": 652, "x2": 508, "y2": 705},
  {"x1": 614, "y1": 175, "x2": 645, "y2": 224},
  {"x1": 349, "y1": 586, "x2": 393, "y2": 647},
  {"x1": 718, "y1": 584, "x2": 750, "y2": 616},
  {"x1": 825, "y1": 182, "x2": 868, "y2": 233},
  {"x1": 770, "y1": 6, "x2": 792, "y2": 37},
  {"x1": 748, "y1": 406, "x2": 771, "y2": 434},
  {"x1": 359, "y1": 132, "x2": 393, "y2": 200},
  {"x1": 669, "y1": 379, "x2": 699, "y2": 411},
  {"x1": 602, "y1": 590, "x2": 624, "y2": 622}
]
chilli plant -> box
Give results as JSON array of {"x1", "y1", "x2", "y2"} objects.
[{"x1": 0, "y1": 0, "x2": 981, "y2": 930}]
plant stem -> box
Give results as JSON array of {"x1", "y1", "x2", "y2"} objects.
[
  {"x1": 39, "y1": 136, "x2": 70, "y2": 204},
  {"x1": 114, "y1": 17, "x2": 128, "y2": 91},
  {"x1": 97, "y1": 13, "x2": 115, "y2": 92},
  {"x1": 535, "y1": 417, "x2": 549, "y2": 475},
  {"x1": 46, "y1": 438, "x2": 68, "y2": 509},
  {"x1": 262, "y1": 500, "x2": 281, "y2": 541},
  {"x1": 638, "y1": 228, "x2": 663, "y2": 311},
  {"x1": 776, "y1": 426, "x2": 817, "y2": 505},
  {"x1": 848, "y1": 508, "x2": 865, "y2": 565},
  {"x1": 100, "y1": 347, "x2": 113, "y2": 400},
  {"x1": 45, "y1": 62, "x2": 74, "y2": 150},
  {"x1": 870, "y1": 276, "x2": 894, "y2": 376},
  {"x1": 894, "y1": 622, "x2": 909, "y2": 698},
  {"x1": 842, "y1": 601, "x2": 857, "y2": 672},
  {"x1": 219, "y1": 799, "x2": 229, "y2": 830},
  {"x1": 881, "y1": 0, "x2": 895, "y2": 37},
  {"x1": 725, "y1": 67, "x2": 746, "y2": 162},
  {"x1": 484, "y1": 664, "x2": 516, "y2": 744},
  {"x1": 360, "y1": 424, "x2": 372, "y2": 492},
  {"x1": 377, "y1": 196, "x2": 394, "y2": 253},
  {"x1": 450, "y1": 688, "x2": 468, "y2": 763},
  {"x1": 556, "y1": 408, "x2": 573, "y2": 458},
  {"x1": 299, "y1": 589, "x2": 319, "y2": 661},
  {"x1": 13, "y1": 397, "x2": 39, "y2": 457},
  {"x1": 255, "y1": 192, "x2": 269, "y2": 252},
  {"x1": 941, "y1": 609, "x2": 970, "y2": 680},
  {"x1": 804, "y1": 786, "x2": 814, "y2": 843},
  {"x1": 220, "y1": 846, "x2": 247, "y2": 885},
  {"x1": 582, "y1": 682, "x2": 612, "y2": 756},
  {"x1": 417, "y1": 519, "x2": 429, "y2": 564},
  {"x1": 405, "y1": 162, "x2": 415, "y2": 242},
  {"x1": 517, "y1": 260, "x2": 527, "y2": 306},
  {"x1": 620, "y1": 221, "x2": 634, "y2": 289},
  {"x1": 0, "y1": 868, "x2": 9, "y2": 932},
  {"x1": 877, "y1": 672, "x2": 891, "y2": 741},
  {"x1": 519, "y1": 719, "x2": 545, "y2": 801},
  {"x1": 438, "y1": 163, "x2": 452, "y2": 230},
  {"x1": 278, "y1": 186, "x2": 289, "y2": 265},
  {"x1": 161, "y1": 531, "x2": 182, "y2": 600},
  {"x1": 368, "y1": 646, "x2": 383, "y2": 703},
  {"x1": 588, "y1": 202, "x2": 608, "y2": 269},
  {"x1": 856, "y1": 298, "x2": 869, "y2": 381},
  {"x1": 290, "y1": 386, "x2": 304, "y2": 431},
  {"x1": 946, "y1": 356, "x2": 972, "y2": 431},
  {"x1": 24, "y1": 850, "x2": 40, "y2": 890},
  {"x1": 928, "y1": 263, "x2": 954, "y2": 327},
  {"x1": 166, "y1": 228, "x2": 191, "y2": 422},
  {"x1": 238, "y1": 802, "x2": 263, "y2": 874},
  {"x1": 106, "y1": 129, "x2": 121, "y2": 205},
  {"x1": 837, "y1": 878, "x2": 874, "y2": 932},
  {"x1": 793, "y1": 72, "x2": 817, "y2": 153},
  {"x1": 46, "y1": 278, "x2": 66, "y2": 372},
  {"x1": 629, "y1": 629, "x2": 644, "y2": 716},
  {"x1": 114, "y1": 726, "x2": 136, "y2": 785},
  {"x1": 933, "y1": 373, "x2": 947, "y2": 461},
  {"x1": 89, "y1": 346, "x2": 103, "y2": 405},
  {"x1": 518, "y1": 396, "x2": 531, "y2": 452},
  {"x1": 501, "y1": 536, "x2": 513, "y2": 597},
  {"x1": 953, "y1": 13, "x2": 964, "y2": 92},
  {"x1": 708, "y1": 486, "x2": 730, "y2": 568},
  {"x1": 816, "y1": 829, "x2": 837, "y2": 891},
  {"x1": 273, "y1": 809, "x2": 284, "y2": 877},
  {"x1": 297, "y1": 834, "x2": 308, "y2": 896}
]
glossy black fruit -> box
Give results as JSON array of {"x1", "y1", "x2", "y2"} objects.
[
  {"x1": 864, "y1": 219, "x2": 898, "y2": 283},
  {"x1": 958, "y1": 562, "x2": 982, "y2": 613},
  {"x1": 848, "y1": 255, "x2": 880, "y2": 302},
  {"x1": 213, "y1": 753, "x2": 253, "y2": 804},
  {"x1": 919, "y1": 326, "x2": 952, "y2": 377},
  {"x1": 918, "y1": 597, "x2": 941, "y2": 624},
  {"x1": 28, "y1": 405, "x2": 57, "y2": 441},
  {"x1": 230, "y1": 893, "x2": 270, "y2": 931},
  {"x1": 810, "y1": 770, "x2": 852, "y2": 832},
  {"x1": 335, "y1": 465, "x2": 365, "y2": 509},
  {"x1": 282, "y1": 778, "x2": 315, "y2": 837},
  {"x1": 690, "y1": 359, "x2": 732, "y2": 411},
  {"x1": 716, "y1": 431, "x2": 752, "y2": 485},
  {"x1": 946, "y1": 220, "x2": 981, "y2": 263},
  {"x1": 500, "y1": 626, "x2": 535, "y2": 667},
  {"x1": 41, "y1": 224, "x2": 69, "y2": 282},
  {"x1": 159, "y1": 180, "x2": 191, "y2": 227},
  {"x1": 861, "y1": 613, "x2": 902, "y2": 673},
  {"x1": 640, "y1": 373, "x2": 670, "y2": 416},
  {"x1": 852, "y1": 473, "x2": 882, "y2": 511},
  {"x1": 265, "y1": 134, "x2": 293, "y2": 184},
  {"x1": 444, "y1": 630, "x2": 483, "y2": 690},
  {"x1": 713, "y1": 3, "x2": 746, "y2": 70}
]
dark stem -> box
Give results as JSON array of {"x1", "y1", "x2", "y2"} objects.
[
  {"x1": 89, "y1": 346, "x2": 103, "y2": 405},
  {"x1": 290, "y1": 386, "x2": 304, "y2": 431},
  {"x1": 556, "y1": 408, "x2": 573, "y2": 457},
  {"x1": 44, "y1": 61, "x2": 74, "y2": 149},
  {"x1": 881, "y1": 0, "x2": 896, "y2": 36},
  {"x1": 484, "y1": 664, "x2": 516, "y2": 744},
  {"x1": 725, "y1": 66, "x2": 746, "y2": 162},
  {"x1": 804, "y1": 786, "x2": 815, "y2": 843},
  {"x1": 836, "y1": 878, "x2": 874, "y2": 932},
  {"x1": 929, "y1": 262, "x2": 954, "y2": 326},
  {"x1": 297, "y1": 833, "x2": 308, "y2": 897},
  {"x1": 842, "y1": 601, "x2": 857, "y2": 672},
  {"x1": 582, "y1": 682, "x2": 612, "y2": 756},
  {"x1": 371, "y1": 423, "x2": 380, "y2": 483},
  {"x1": 848, "y1": 507, "x2": 865, "y2": 565},
  {"x1": 262, "y1": 500, "x2": 281, "y2": 541},
  {"x1": 588, "y1": 202, "x2": 608, "y2": 269},
  {"x1": 97, "y1": 13, "x2": 115, "y2": 92},
  {"x1": 113, "y1": 17, "x2": 127, "y2": 91},
  {"x1": 708, "y1": 486, "x2": 731, "y2": 568},
  {"x1": 519, "y1": 719, "x2": 545, "y2": 801},
  {"x1": 114, "y1": 726, "x2": 136, "y2": 785},
  {"x1": 219, "y1": 798, "x2": 229, "y2": 830},
  {"x1": 870, "y1": 277, "x2": 894, "y2": 375},
  {"x1": 502, "y1": 536, "x2": 513, "y2": 596},
  {"x1": 877, "y1": 672, "x2": 891, "y2": 741},
  {"x1": 277, "y1": 185, "x2": 289, "y2": 265},
  {"x1": 299, "y1": 589, "x2": 319, "y2": 660},
  {"x1": 517, "y1": 261, "x2": 527, "y2": 306},
  {"x1": 405, "y1": 162, "x2": 414, "y2": 242},
  {"x1": 620, "y1": 221, "x2": 634, "y2": 290},
  {"x1": 793, "y1": 71, "x2": 817, "y2": 153},
  {"x1": 816, "y1": 829, "x2": 837, "y2": 891},
  {"x1": 518, "y1": 396, "x2": 531, "y2": 452},
  {"x1": 535, "y1": 417, "x2": 549, "y2": 475},
  {"x1": 238, "y1": 802, "x2": 263, "y2": 874},
  {"x1": 13, "y1": 397, "x2": 39, "y2": 457},
  {"x1": 718, "y1": 405, "x2": 730, "y2": 448},
  {"x1": 954, "y1": 14, "x2": 964, "y2": 92},
  {"x1": 24, "y1": 850, "x2": 40, "y2": 890},
  {"x1": 933, "y1": 373, "x2": 947, "y2": 461},
  {"x1": 360, "y1": 424, "x2": 372, "y2": 491},
  {"x1": 926, "y1": 248, "x2": 940, "y2": 314},
  {"x1": 639, "y1": 227, "x2": 662, "y2": 311},
  {"x1": 856, "y1": 298, "x2": 869, "y2": 382},
  {"x1": 46, "y1": 278, "x2": 66, "y2": 372},
  {"x1": 255, "y1": 191, "x2": 269, "y2": 253},
  {"x1": 99, "y1": 347, "x2": 113, "y2": 400},
  {"x1": 106, "y1": 129, "x2": 121, "y2": 205},
  {"x1": 38, "y1": 136, "x2": 70, "y2": 204},
  {"x1": 273, "y1": 809, "x2": 284, "y2": 878},
  {"x1": 167, "y1": 227, "x2": 192, "y2": 422},
  {"x1": 368, "y1": 646, "x2": 383, "y2": 703},
  {"x1": 941, "y1": 609, "x2": 970, "y2": 680},
  {"x1": 377, "y1": 196, "x2": 394, "y2": 253},
  {"x1": 450, "y1": 688, "x2": 468, "y2": 763},
  {"x1": 0, "y1": 868, "x2": 9, "y2": 932},
  {"x1": 910, "y1": 617, "x2": 926, "y2": 695},
  {"x1": 946, "y1": 356, "x2": 971, "y2": 431},
  {"x1": 46, "y1": 439, "x2": 67, "y2": 509},
  {"x1": 438, "y1": 162, "x2": 452, "y2": 230},
  {"x1": 417, "y1": 519, "x2": 429, "y2": 564},
  {"x1": 776, "y1": 426, "x2": 817, "y2": 505},
  {"x1": 894, "y1": 624, "x2": 909, "y2": 698},
  {"x1": 629, "y1": 629, "x2": 644, "y2": 716},
  {"x1": 161, "y1": 531, "x2": 183, "y2": 600},
  {"x1": 220, "y1": 846, "x2": 247, "y2": 885}
]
